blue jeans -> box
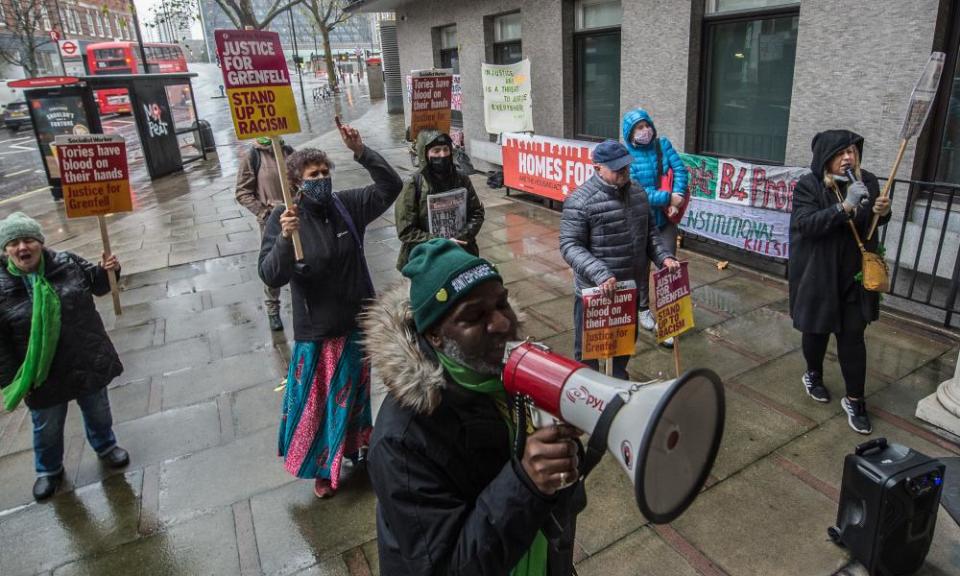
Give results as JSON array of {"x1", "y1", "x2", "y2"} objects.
[
  {"x1": 573, "y1": 296, "x2": 633, "y2": 380},
  {"x1": 31, "y1": 387, "x2": 117, "y2": 477}
]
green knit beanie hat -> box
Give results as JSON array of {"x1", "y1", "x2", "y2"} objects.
[
  {"x1": 402, "y1": 238, "x2": 502, "y2": 334},
  {"x1": 0, "y1": 212, "x2": 45, "y2": 249}
]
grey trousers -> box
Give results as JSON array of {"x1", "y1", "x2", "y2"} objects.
[
  {"x1": 638, "y1": 222, "x2": 679, "y2": 309},
  {"x1": 259, "y1": 220, "x2": 282, "y2": 315}
]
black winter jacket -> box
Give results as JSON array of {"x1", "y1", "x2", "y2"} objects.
[
  {"x1": 362, "y1": 286, "x2": 585, "y2": 576},
  {"x1": 258, "y1": 146, "x2": 403, "y2": 340},
  {"x1": 0, "y1": 249, "x2": 122, "y2": 409},
  {"x1": 789, "y1": 130, "x2": 892, "y2": 334},
  {"x1": 560, "y1": 173, "x2": 671, "y2": 293}
]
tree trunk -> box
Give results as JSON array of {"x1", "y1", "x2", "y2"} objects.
[{"x1": 321, "y1": 25, "x2": 338, "y2": 92}]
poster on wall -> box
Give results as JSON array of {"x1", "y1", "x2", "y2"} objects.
[
  {"x1": 501, "y1": 133, "x2": 596, "y2": 202},
  {"x1": 410, "y1": 69, "x2": 452, "y2": 140},
  {"x1": 31, "y1": 95, "x2": 91, "y2": 178},
  {"x1": 482, "y1": 59, "x2": 533, "y2": 134}
]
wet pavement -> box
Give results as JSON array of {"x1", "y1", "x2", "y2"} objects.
[{"x1": 0, "y1": 101, "x2": 959, "y2": 575}]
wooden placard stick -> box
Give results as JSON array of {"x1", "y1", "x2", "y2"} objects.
[
  {"x1": 673, "y1": 335, "x2": 682, "y2": 379},
  {"x1": 271, "y1": 136, "x2": 304, "y2": 262},
  {"x1": 96, "y1": 215, "x2": 121, "y2": 315}
]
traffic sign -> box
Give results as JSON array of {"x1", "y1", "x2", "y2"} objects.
[
  {"x1": 7, "y1": 76, "x2": 81, "y2": 88},
  {"x1": 50, "y1": 30, "x2": 60, "y2": 41},
  {"x1": 59, "y1": 40, "x2": 78, "y2": 57}
]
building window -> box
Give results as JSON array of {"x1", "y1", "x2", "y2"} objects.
[
  {"x1": 705, "y1": 0, "x2": 798, "y2": 14},
  {"x1": 493, "y1": 12, "x2": 522, "y2": 65},
  {"x1": 574, "y1": 0, "x2": 621, "y2": 140},
  {"x1": 40, "y1": 6, "x2": 51, "y2": 31},
  {"x1": 699, "y1": 3, "x2": 799, "y2": 163},
  {"x1": 87, "y1": 12, "x2": 97, "y2": 37},
  {"x1": 0, "y1": 2, "x2": 5, "y2": 27},
  {"x1": 437, "y1": 24, "x2": 458, "y2": 72}
]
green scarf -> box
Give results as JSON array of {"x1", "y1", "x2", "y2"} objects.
[
  {"x1": 3, "y1": 254, "x2": 61, "y2": 411},
  {"x1": 436, "y1": 352, "x2": 549, "y2": 576}
]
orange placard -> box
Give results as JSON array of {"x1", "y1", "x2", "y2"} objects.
[
  {"x1": 55, "y1": 134, "x2": 132, "y2": 218},
  {"x1": 581, "y1": 281, "x2": 638, "y2": 361}
]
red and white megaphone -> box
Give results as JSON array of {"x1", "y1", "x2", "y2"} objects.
[{"x1": 503, "y1": 340, "x2": 725, "y2": 524}]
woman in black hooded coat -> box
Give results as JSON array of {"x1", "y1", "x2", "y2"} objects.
[{"x1": 789, "y1": 129, "x2": 892, "y2": 434}]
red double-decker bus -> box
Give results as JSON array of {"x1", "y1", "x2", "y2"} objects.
[{"x1": 86, "y1": 42, "x2": 188, "y2": 114}]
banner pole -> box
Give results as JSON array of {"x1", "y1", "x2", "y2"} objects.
[
  {"x1": 97, "y1": 215, "x2": 122, "y2": 316},
  {"x1": 673, "y1": 335, "x2": 681, "y2": 378},
  {"x1": 866, "y1": 138, "x2": 908, "y2": 240},
  {"x1": 271, "y1": 137, "x2": 304, "y2": 261}
]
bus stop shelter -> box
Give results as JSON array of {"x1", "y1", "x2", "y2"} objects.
[{"x1": 19, "y1": 73, "x2": 207, "y2": 199}]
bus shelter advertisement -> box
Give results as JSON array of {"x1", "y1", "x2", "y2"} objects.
[
  {"x1": 501, "y1": 133, "x2": 597, "y2": 202},
  {"x1": 54, "y1": 134, "x2": 131, "y2": 218},
  {"x1": 215, "y1": 29, "x2": 301, "y2": 139}
]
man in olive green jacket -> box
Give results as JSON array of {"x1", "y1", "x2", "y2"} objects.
[{"x1": 394, "y1": 130, "x2": 484, "y2": 270}]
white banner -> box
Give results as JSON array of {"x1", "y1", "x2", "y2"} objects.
[{"x1": 482, "y1": 59, "x2": 533, "y2": 134}]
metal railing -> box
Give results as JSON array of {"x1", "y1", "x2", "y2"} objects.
[{"x1": 877, "y1": 178, "x2": 960, "y2": 327}]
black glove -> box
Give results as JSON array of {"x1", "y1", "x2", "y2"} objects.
[{"x1": 843, "y1": 181, "x2": 869, "y2": 209}]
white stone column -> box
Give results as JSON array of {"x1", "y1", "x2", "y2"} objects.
[{"x1": 916, "y1": 349, "x2": 960, "y2": 436}]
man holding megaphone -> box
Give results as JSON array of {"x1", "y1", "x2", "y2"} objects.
[{"x1": 363, "y1": 239, "x2": 585, "y2": 575}]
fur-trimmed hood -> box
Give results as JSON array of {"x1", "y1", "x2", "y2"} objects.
[{"x1": 361, "y1": 282, "x2": 447, "y2": 415}]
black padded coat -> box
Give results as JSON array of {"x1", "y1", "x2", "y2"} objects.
[{"x1": 0, "y1": 249, "x2": 122, "y2": 409}]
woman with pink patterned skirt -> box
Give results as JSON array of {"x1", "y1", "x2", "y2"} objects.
[{"x1": 258, "y1": 123, "x2": 403, "y2": 497}]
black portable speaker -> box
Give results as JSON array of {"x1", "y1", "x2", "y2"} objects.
[{"x1": 828, "y1": 437, "x2": 945, "y2": 576}]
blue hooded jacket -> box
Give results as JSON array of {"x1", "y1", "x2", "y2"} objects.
[{"x1": 621, "y1": 108, "x2": 689, "y2": 229}]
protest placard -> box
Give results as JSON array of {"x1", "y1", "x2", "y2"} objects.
[
  {"x1": 427, "y1": 188, "x2": 467, "y2": 239},
  {"x1": 580, "y1": 280, "x2": 637, "y2": 361},
  {"x1": 55, "y1": 133, "x2": 129, "y2": 314},
  {"x1": 410, "y1": 69, "x2": 452, "y2": 140},
  {"x1": 501, "y1": 133, "x2": 597, "y2": 201},
  {"x1": 654, "y1": 263, "x2": 694, "y2": 343},
  {"x1": 482, "y1": 59, "x2": 532, "y2": 134},
  {"x1": 55, "y1": 134, "x2": 131, "y2": 218},
  {"x1": 215, "y1": 29, "x2": 301, "y2": 140}
]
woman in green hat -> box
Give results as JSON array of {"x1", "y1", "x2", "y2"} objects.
[{"x1": 0, "y1": 212, "x2": 130, "y2": 501}]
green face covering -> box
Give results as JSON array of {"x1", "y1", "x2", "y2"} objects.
[
  {"x1": 436, "y1": 351, "x2": 549, "y2": 576},
  {"x1": 3, "y1": 254, "x2": 61, "y2": 411}
]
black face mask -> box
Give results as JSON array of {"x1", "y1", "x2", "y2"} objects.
[{"x1": 428, "y1": 155, "x2": 453, "y2": 176}]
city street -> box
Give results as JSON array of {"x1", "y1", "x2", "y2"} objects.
[
  {"x1": 0, "y1": 98, "x2": 958, "y2": 575},
  {"x1": 0, "y1": 63, "x2": 375, "y2": 202}
]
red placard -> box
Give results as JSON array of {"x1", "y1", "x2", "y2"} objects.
[
  {"x1": 501, "y1": 133, "x2": 598, "y2": 202},
  {"x1": 214, "y1": 29, "x2": 301, "y2": 139},
  {"x1": 410, "y1": 69, "x2": 452, "y2": 141},
  {"x1": 7, "y1": 77, "x2": 80, "y2": 88},
  {"x1": 580, "y1": 281, "x2": 638, "y2": 361},
  {"x1": 653, "y1": 262, "x2": 695, "y2": 342},
  {"x1": 54, "y1": 134, "x2": 132, "y2": 218}
]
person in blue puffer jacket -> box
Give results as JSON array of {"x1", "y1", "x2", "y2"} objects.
[{"x1": 622, "y1": 108, "x2": 689, "y2": 346}]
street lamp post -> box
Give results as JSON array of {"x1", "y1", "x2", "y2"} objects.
[
  {"x1": 288, "y1": 7, "x2": 307, "y2": 107},
  {"x1": 127, "y1": 0, "x2": 150, "y2": 72}
]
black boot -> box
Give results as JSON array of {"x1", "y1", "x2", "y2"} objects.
[
  {"x1": 268, "y1": 313, "x2": 284, "y2": 332},
  {"x1": 99, "y1": 446, "x2": 130, "y2": 468},
  {"x1": 33, "y1": 472, "x2": 63, "y2": 501}
]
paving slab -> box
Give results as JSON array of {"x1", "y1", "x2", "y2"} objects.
[
  {"x1": 775, "y1": 413, "x2": 956, "y2": 491},
  {"x1": 99, "y1": 292, "x2": 205, "y2": 331},
  {"x1": 231, "y1": 380, "x2": 284, "y2": 439},
  {"x1": 710, "y1": 387, "x2": 810, "y2": 482},
  {"x1": 672, "y1": 459, "x2": 848, "y2": 576},
  {"x1": 0, "y1": 471, "x2": 142, "y2": 576},
  {"x1": 251, "y1": 473, "x2": 378, "y2": 576},
  {"x1": 576, "y1": 456, "x2": 649, "y2": 555},
  {"x1": 691, "y1": 275, "x2": 787, "y2": 317},
  {"x1": 74, "y1": 402, "x2": 222, "y2": 487},
  {"x1": 360, "y1": 539, "x2": 380, "y2": 576},
  {"x1": 116, "y1": 335, "x2": 214, "y2": 384},
  {"x1": 575, "y1": 526, "x2": 700, "y2": 576},
  {"x1": 505, "y1": 277, "x2": 566, "y2": 310},
  {"x1": 0, "y1": 448, "x2": 39, "y2": 512},
  {"x1": 731, "y1": 349, "x2": 849, "y2": 425},
  {"x1": 705, "y1": 305, "x2": 801, "y2": 361},
  {"x1": 161, "y1": 350, "x2": 285, "y2": 409},
  {"x1": 291, "y1": 557, "x2": 351, "y2": 576},
  {"x1": 629, "y1": 331, "x2": 761, "y2": 382},
  {"x1": 52, "y1": 508, "x2": 240, "y2": 576},
  {"x1": 107, "y1": 321, "x2": 161, "y2": 354},
  {"x1": 158, "y1": 426, "x2": 293, "y2": 526},
  {"x1": 857, "y1": 322, "x2": 955, "y2": 382},
  {"x1": 162, "y1": 300, "x2": 263, "y2": 343}
]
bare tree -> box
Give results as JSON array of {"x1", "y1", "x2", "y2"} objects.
[
  {"x1": 302, "y1": 0, "x2": 350, "y2": 91},
  {"x1": 0, "y1": 0, "x2": 56, "y2": 77},
  {"x1": 152, "y1": 0, "x2": 303, "y2": 31}
]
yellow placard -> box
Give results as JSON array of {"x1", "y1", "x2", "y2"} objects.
[
  {"x1": 63, "y1": 179, "x2": 132, "y2": 218},
  {"x1": 656, "y1": 297, "x2": 694, "y2": 343},
  {"x1": 226, "y1": 85, "x2": 301, "y2": 140},
  {"x1": 583, "y1": 323, "x2": 637, "y2": 361}
]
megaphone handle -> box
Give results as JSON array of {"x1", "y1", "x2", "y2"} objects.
[
  {"x1": 511, "y1": 394, "x2": 530, "y2": 459},
  {"x1": 579, "y1": 393, "x2": 626, "y2": 479}
]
